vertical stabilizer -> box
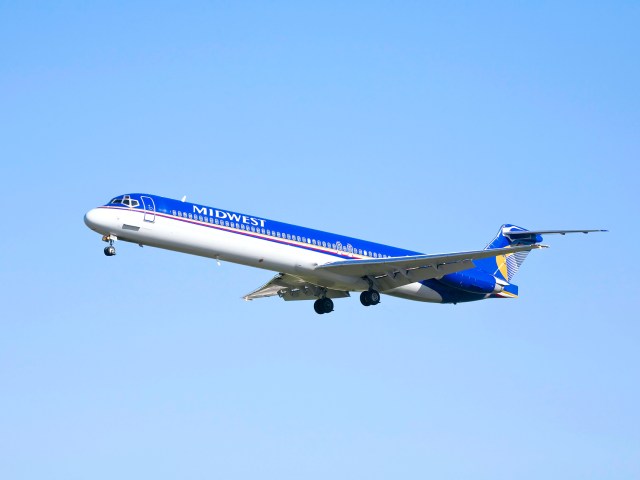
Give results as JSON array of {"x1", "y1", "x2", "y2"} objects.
[{"x1": 476, "y1": 224, "x2": 541, "y2": 282}]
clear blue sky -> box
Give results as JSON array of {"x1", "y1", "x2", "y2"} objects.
[{"x1": 1, "y1": 2, "x2": 638, "y2": 478}]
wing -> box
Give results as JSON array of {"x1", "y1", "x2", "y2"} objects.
[
  {"x1": 314, "y1": 244, "x2": 544, "y2": 291},
  {"x1": 243, "y1": 273, "x2": 350, "y2": 301}
]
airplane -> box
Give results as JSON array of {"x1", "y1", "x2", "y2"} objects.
[{"x1": 84, "y1": 193, "x2": 605, "y2": 314}]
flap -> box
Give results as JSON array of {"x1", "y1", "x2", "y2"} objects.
[{"x1": 243, "y1": 273, "x2": 350, "y2": 302}]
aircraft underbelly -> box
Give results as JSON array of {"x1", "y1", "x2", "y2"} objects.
[{"x1": 116, "y1": 214, "x2": 440, "y2": 296}]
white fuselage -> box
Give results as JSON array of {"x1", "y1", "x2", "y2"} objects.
[{"x1": 84, "y1": 205, "x2": 445, "y2": 303}]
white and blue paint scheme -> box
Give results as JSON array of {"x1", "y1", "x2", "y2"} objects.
[{"x1": 84, "y1": 193, "x2": 605, "y2": 314}]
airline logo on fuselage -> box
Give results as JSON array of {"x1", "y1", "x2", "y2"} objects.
[{"x1": 193, "y1": 205, "x2": 266, "y2": 228}]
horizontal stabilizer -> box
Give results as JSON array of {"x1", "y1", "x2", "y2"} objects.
[
  {"x1": 478, "y1": 225, "x2": 606, "y2": 282},
  {"x1": 505, "y1": 229, "x2": 607, "y2": 237}
]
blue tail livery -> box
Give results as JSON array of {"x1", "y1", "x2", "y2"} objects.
[{"x1": 84, "y1": 194, "x2": 606, "y2": 313}]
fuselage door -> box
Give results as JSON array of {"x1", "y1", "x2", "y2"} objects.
[{"x1": 141, "y1": 196, "x2": 156, "y2": 222}]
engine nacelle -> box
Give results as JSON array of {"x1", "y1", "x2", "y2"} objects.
[{"x1": 438, "y1": 270, "x2": 503, "y2": 294}]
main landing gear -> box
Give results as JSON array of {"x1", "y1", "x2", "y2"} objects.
[
  {"x1": 103, "y1": 235, "x2": 116, "y2": 256},
  {"x1": 313, "y1": 297, "x2": 334, "y2": 315},
  {"x1": 360, "y1": 289, "x2": 381, "y2": 307},
  {"x1": 313, "y1": 289, "x2": 381, "y2": 314}
]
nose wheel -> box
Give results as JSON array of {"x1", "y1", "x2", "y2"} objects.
[
  {"x1": 360, "y1": 289, "x2": 381, "y2": 306},
  {"x1": 103, "y1": 235, "x2": 117, "y2": 256}
]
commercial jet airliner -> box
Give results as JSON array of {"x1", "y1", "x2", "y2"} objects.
[{"x1": 84, "y1": 193, "x2": 604, "y2": 314}]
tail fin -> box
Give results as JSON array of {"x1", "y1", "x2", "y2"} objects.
[{"x1": 476, "y1": 224, "x2": 542, "y2": 282}]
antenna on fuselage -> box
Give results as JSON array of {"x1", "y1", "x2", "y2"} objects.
[{"x1": 181, "y1": 195, "x2": 187, "y2": 202}]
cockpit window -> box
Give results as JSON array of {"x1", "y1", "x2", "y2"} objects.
[{"x1": 110, "y1": 195, "x2": 140, "y2": 208}]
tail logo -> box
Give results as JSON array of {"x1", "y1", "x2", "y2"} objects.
[{"x1": 496, "y1": 254, "x2": 509, "y2": 280}]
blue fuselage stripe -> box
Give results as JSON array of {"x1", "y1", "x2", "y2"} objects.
[{"x1": 105, "y1": 194, "x2": 423, "y2": 260}]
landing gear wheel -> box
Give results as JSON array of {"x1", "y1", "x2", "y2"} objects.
[
  {"x1": 314, "y1": 299, "x2": 324, "y2": 314},
  {"x1": 360, "y1": 290, "x2": 380, "y2": 306},
  {"x1": 104, "y1": 245, "x2": 116, "y2": 256},
  {"x1": 314, "y1": 297, "x2": 334, "y2": 314},
  {"x1": 360, "y1": 291, "x2": 372, "y2": 306},
  {"x1": 369, "y1": 289, "x2": 381, "y2": 305}
]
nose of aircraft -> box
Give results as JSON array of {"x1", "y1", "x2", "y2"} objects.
[{"x1": 84, "y1": 208, "x2": 105, "y2": 232}]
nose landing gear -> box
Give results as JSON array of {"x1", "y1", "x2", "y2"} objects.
[{"x1": 102, "y1": 235, "x2": 117, "y2": 256}]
